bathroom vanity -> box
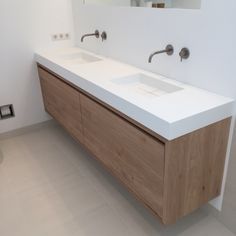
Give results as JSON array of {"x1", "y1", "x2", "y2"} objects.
[{"x1": 36, "y1": 48, "x2": 233, "y2": 224}]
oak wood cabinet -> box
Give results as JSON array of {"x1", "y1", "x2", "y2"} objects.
[
  {"x1": 38, "y1": 67, "x2": 83, "y2": 143},
  {"x1": 81, "y1": 94, "x2": 165, "y2": 217},
  {"x1": 38, "y1": 65, "x2": 231, "y2": 224}
]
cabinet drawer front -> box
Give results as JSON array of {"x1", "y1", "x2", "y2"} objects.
[
  {"x1": 81, "y1": 94, "x2": 165, "y2": 216},
  {"x1": 38, "y1": 67, "x2": 83, "y2": 142}
]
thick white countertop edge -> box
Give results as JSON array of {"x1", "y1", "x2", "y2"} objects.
[
  {"x1": 169, "y1": 102, "x2": 234, "y2": 140},
  {"x1": 35, "y1": 48, "x2": 235, "y2": 140}
]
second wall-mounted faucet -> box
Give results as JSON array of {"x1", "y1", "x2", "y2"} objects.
[
  {"x1": 81, "y1": 30, "x2": 107, "y2": 42},
  {"x1": 148, "y1": 44, "x2": 174, "y2": 63},
  {"x1": 148, "y1": 45, "x2": 190, "y2": 63}
]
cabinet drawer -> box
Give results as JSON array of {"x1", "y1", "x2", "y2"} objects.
[
  {"x1": 38, "y1": 67, "x2": 83, "y2": 143},
  {"x1": 81, "y1": 94, "x2": 165, "y2": 216}
]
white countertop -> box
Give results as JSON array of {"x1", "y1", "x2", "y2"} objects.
[{"x1": 35, "y1": 47, "x2": 234, "y2": 140}]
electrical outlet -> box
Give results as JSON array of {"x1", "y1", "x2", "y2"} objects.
[
  {"x1": 51, "y1": 34, "x2": 59, "y2": 41},
  {"x1": 51, "y1": 33, "x2": 70, "y2": 41},
  {"x1": 64, "y1": 33, "x2": 70, "y2": 40}
]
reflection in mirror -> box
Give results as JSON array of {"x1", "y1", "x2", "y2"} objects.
[{"x1": 84, "y1": 0, "x2": 201, "y2": 9}]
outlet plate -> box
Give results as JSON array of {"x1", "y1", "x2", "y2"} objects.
[{"x1": 51, "y1": 33, "x2": 70, "y2": 41}]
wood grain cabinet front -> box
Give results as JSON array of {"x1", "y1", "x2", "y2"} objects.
[
  {"x1": 80, "y1": 93, "x2": 165, "y2": 218},
  {"x1": 37, "y1": 65, "x2": 231, "y2": 225},
  {"x1": 38, "y1": 67, "x2": 83, "y2": 143}
]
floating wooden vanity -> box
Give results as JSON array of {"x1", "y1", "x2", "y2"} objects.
[{"x1": 38, "y1": 64, "x2": 231, "y2": 225}]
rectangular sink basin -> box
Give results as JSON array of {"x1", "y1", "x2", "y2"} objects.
[
  {"x1": 112, "y1": 73, "x2": 183, "y2": 97},
  {"x1": 59, "y1": 52, "x2": 102, "y2": 65}
]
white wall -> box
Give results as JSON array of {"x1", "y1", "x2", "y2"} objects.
[
  {"x1": 0, "y1": 0, "x2": 74, "y2": 134},
  {"x1": 72, "y1": 0, "x2": 236, "y2": 99},
  {"x1": 72, "y1": 0, "x2": 236, "y2": 210},
  {"x1": 85, "y1": 0, "x2": 131, "y2": 6}
]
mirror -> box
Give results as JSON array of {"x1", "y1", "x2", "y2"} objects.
[{"x1": 83, "y1": 0, "x2": 201, "y2": 9}]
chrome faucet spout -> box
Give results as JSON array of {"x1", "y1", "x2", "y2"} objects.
[
  {"x1": 148, "y1": 45, "x2": 174, "y2": 63},
  {"x1": 81, "y1": 30, "x2": 100, "y2": 42}
]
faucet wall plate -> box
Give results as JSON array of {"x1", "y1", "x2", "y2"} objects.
[
  {"x1": 166, "y1": 45, "x2": 174, "y2": 55},
  {"x1": 101, "y1": 31, "x2": 107, "y2": 41},
  {"x1": 94, "y1": 30, "x2": 100, "y2": 39},
  {"x1": 179, "y1": 48, "x2": 190, "y2": 61}
]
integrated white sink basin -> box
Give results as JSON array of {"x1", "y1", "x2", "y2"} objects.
[
  {"x1": 112, "y1": 73, "x2": 183, "y2": 97},
  {"x1": 59, "y1": 52, "x2": 102, "y2": 65}
]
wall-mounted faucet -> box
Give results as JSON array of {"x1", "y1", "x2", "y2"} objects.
[
  {"x1": 148, "y1": 44, "x2": 174, "y2": 63},
  {"x1": 81, "y1": 30, "x2": 100, "y2": 42}
]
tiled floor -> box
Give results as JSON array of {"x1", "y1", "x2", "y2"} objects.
[{"x1": 0, "y1": 123, "x2": 235, "y2": 236}]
